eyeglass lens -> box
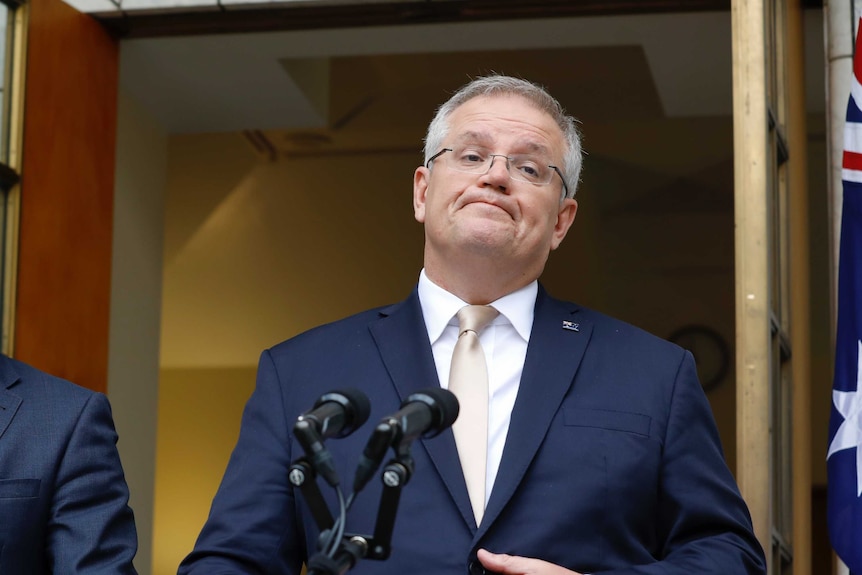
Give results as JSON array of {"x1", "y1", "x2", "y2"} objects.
[{"x1": 446, "y1": 147, "x2": 554, "y2": 185}]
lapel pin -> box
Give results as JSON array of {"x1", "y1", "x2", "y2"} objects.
[{"x1": 562, "y1": 321, "x2": 580, "y2": 332}]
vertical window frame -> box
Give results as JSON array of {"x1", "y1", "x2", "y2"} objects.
[{"x1": 0, "y1": 0, "x2": 27, "y2": 356}]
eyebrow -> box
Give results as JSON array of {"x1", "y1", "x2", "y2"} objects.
[
  {"x1": 452, "y1": 131, "x2": 551, "y2": 156},
  {"x1": 453, "y1": 131, "x2": 492, "y2": 147}
]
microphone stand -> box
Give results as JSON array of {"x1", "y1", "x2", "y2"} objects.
[
  {"x1": 352, "y1": 448, "x2": 414, "y2": 560},
  {"x1": 291, "y1": 444, "x2": 417, "y2": 574}
]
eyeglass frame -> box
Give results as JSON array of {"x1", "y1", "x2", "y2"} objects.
[{"x1": 425, "y1": 147, "x2": 569, "y2": 198}]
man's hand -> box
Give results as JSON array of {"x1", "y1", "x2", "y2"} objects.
[{"x1": 477, "y1": 549, "x2": 584, "y2": 575}]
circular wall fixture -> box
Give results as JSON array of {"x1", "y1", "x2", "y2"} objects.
[{"x1": 668, "y1": 325, "x2": 731, "y2": 392}]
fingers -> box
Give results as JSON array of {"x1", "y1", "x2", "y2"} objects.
[{"x1": 476, "y1": 549, "x2": 583, "y2": 575}]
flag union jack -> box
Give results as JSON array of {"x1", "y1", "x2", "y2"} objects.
[{"x1": 828, "y1": 19, "x2": 862, "y2": 574}]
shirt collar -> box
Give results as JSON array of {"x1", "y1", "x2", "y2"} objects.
[{"x1": 417, "y1": 269, "x2": 536, "y2": 344}]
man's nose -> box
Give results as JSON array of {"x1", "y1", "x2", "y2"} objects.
[{"x1": 481, "y1": 156, "x2": 510, "y2": 189}]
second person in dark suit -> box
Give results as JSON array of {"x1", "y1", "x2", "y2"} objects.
[{"x1": 0, "y1": 354, "x2": 138, "y2": 574}]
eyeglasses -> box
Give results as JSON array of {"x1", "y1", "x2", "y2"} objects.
[{"x1": 426, "y1": 146, "x2": 568, "y2": 197}]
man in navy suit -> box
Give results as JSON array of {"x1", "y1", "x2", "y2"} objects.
[
  {"x1": 180, "y1": 75, "x2": 765, "y2": 574},
  {"x1": 0, "y1": 354, "x2": 138, "y2": 574}
]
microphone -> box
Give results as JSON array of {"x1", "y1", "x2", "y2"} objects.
[
  {"x1": 353, "y1": 388, "x2": 459, "y2": 493},
  {"x1": 294, "y1": 389, "x2": 371, "y2": 487},
  {"x1": 388, "y1": 387, "x2": 459, "y2": 443}
]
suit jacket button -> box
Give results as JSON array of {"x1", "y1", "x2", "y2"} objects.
[{"x1": 468, "y1": 560, "x2": 486, "y2": 575}]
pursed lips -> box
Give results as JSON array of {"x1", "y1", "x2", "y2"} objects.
[{"x1": 457, "y1": 194, "x2": 515, "y2": 219}]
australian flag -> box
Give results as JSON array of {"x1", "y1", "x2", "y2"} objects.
[{"x1": 828, "y1": 18, "x2": 862, "y2": 574}]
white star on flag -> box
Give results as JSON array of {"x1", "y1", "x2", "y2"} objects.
[{"x1": 828, "y1": 340, "x2": 862, "y2": 496}]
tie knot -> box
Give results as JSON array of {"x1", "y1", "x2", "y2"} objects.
[{"x1": 456, "y1": 305, "x2": 499, "y2": 336}]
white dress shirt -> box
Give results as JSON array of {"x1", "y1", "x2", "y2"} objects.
[{"x1": 417, "y1": 269, "x2": 536, "y2": 506}]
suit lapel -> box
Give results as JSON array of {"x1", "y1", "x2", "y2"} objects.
[
  {"x1": 0, "y1": 355, "x2": 23, "y2": 441},
  {"x1": 369, "y1": 290, "x2": 477, "y2": 529},
  {"x1": 480, "y1": 288, "x2": 593, "y2": 535}
]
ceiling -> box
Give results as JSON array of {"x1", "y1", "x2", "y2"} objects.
[
  {"x1": 118, "y1": 9, "x2": 826, "y2": 177},
  {"x1": 119, "y1": 10, "x2": 825, "y2": 135}
]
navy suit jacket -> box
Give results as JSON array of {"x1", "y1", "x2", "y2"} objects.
[
  {"x1": 0, "y1": 355, "x2": 138, "y2": 574},
  {"x1": 181, "y1": 287, "x2": 765, "y2": 574}
]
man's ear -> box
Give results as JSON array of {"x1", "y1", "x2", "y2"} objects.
[
  {"x1": 413, "y1": 167, "x2": 430, "y2": 223},
  {"x1": 550, "y1": 198, "x2": 578, "y2": 250}
]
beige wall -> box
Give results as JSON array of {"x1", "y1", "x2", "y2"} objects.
[
  {"x1": 153, "y1": 367, "x2": 256, "y2": 575},
  {"x1": 160, "y1": 136, "x2": 425, "y2": 369}
]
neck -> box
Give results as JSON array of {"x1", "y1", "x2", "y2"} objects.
[{"x1": 423, "y1": 250, "x2": 542, "y2": 304}]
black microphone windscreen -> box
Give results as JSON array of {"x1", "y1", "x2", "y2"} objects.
[
  {"x1": 315, "y1": 388, "x2": 371, "y2": 437},
  {"x1": 340, "y1": 388, "x2": 372, "y2": 428},
  {"x1": 405, "y1": 387, "x2": 459, "y2": 436}
]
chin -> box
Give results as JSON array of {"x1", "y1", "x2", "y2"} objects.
[{"x1": 460, "y1": 232, "x2": 513, "y2": 257}]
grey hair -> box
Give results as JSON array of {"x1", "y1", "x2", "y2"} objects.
[{"x1": 423, "y1": 75, "x2": 583, "y2": 199}]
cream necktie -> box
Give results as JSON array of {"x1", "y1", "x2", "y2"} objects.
[{"x1": 449, "y1": 304, "x2": 499, "y2": 525}]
